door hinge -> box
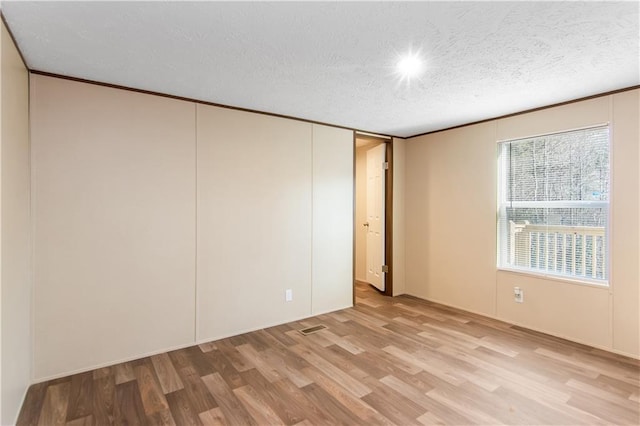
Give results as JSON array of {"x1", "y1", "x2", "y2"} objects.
[
  {"x1": 383, "y1": 162, "x2": 389, "y2": 170},
  {"x1": 381, "y1": 265, "x2": 389, "y2": 273}
]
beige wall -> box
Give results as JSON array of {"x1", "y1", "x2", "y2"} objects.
[
  {"x1": 196, "y1": 105, "x2": 313, "y2": 341},
  {"x1": 610, "y1": 90, "x2": 639, "y2": 355},
  {"x1": 406, "y1": 90, "x2": 640, "y2": 358},
  {"x1": 312, "y1": 125, "x2": 353, "y2": 314},
  {"x1": 197, "y1": 107, "x2": 354, "y2": 340},
  {"x1": 406, "y1": 122, "x2": 498, "y2": 314},
  {"x1": 392, "y1": 137, "x2": 406, "y2": 296},
  {"x1": 30, "y1": 76, "x2": 355, "y2": 380},
  {"x1": 31, "y1": 75, "x2": 197, "y2": 380},
  {"x1": 0, "y1": 21, "x2": 31, "y2": 425}
]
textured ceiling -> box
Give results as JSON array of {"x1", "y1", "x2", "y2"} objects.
[{"x1": 2, "y1": 1, "x2": 638, "y2": 137}]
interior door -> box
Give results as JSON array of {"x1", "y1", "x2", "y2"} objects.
[{"x1": 365, "y1": 143, "x2": 386, "y2": 291}]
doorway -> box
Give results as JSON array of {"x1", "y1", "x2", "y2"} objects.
[{"x1": 354, "y1": 133, "x2": 393, "y2": 302}]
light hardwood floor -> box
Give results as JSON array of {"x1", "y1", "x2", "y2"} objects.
[{"x1": 17, "y1": 282, "x2": 640, "y2": 425}]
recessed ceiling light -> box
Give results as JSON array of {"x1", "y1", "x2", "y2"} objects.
[{"x1": 396, "y1": 52, "x2": 424, "y2": 81}]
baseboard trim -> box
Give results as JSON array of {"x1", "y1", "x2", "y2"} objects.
[
  {"x1": 31, "y1": 305, "x2": 354, "y2": 384},
  {"x1": 194, "y1": 306, "x2": 352, "y2": 346},
  {"x1": 402, "y1": 291, "x2": 640, "y2": 361},
  {"x1": 31, "y1": 339, "x2": 198, "y2": 383},
  {"x1": 12, "y1": 386, "x2": 31, "y2": 426}
]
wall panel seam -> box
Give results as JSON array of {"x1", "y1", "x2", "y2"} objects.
[
  {"x1": 310, "y1": 124, "x2": 314, "y2": 315},
  {"x1": 194, "y1": 102, "x2": 198, "y2": 343}
]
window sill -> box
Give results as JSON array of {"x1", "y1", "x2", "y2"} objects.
[{"x1": 497, "y1": 267, "x2": 610, "y2": 289}]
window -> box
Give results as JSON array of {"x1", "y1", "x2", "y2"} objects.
[{"x1": 497, "y1": 126, "x2": 610, "y2": 283}]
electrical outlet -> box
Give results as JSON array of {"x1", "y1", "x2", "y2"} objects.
[
  {"x1": 285, "y1": 289, "x2": 293, "y2": 302},
  {"x1": 514, "y1": 287, "x2": 524, "y2": 303}
]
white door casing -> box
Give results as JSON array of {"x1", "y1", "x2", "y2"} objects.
[{"x1": 366, "y1": 143, "x2": 386, "y2": 291}]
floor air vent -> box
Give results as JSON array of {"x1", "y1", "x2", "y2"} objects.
[{"x1": 298, "y1": 325, "x2": 327, "y2": 335}]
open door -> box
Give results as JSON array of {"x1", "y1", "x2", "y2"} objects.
[{"x1": 365, "y1": 143, "x2": 386, "y2": 291}]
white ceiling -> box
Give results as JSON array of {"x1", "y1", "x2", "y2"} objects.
[{"x1": 2, "y1": 1, "x2": 638, "y2": 137}]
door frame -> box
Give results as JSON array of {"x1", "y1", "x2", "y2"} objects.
[{"x1": 353, "y1": 132, "x2": 394, "y2": 302}]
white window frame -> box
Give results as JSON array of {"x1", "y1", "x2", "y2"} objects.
[{"x1": 496, "y1": 125, "x2": 611, "y2": 286}]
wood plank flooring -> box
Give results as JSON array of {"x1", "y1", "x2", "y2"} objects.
[{"x1": 17, "y1": 282, "x2": 640, "y2": 425}]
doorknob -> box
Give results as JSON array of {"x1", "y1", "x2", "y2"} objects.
[{"x1": 363, "y1": 222, "x2": 369, "y2": 227}]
